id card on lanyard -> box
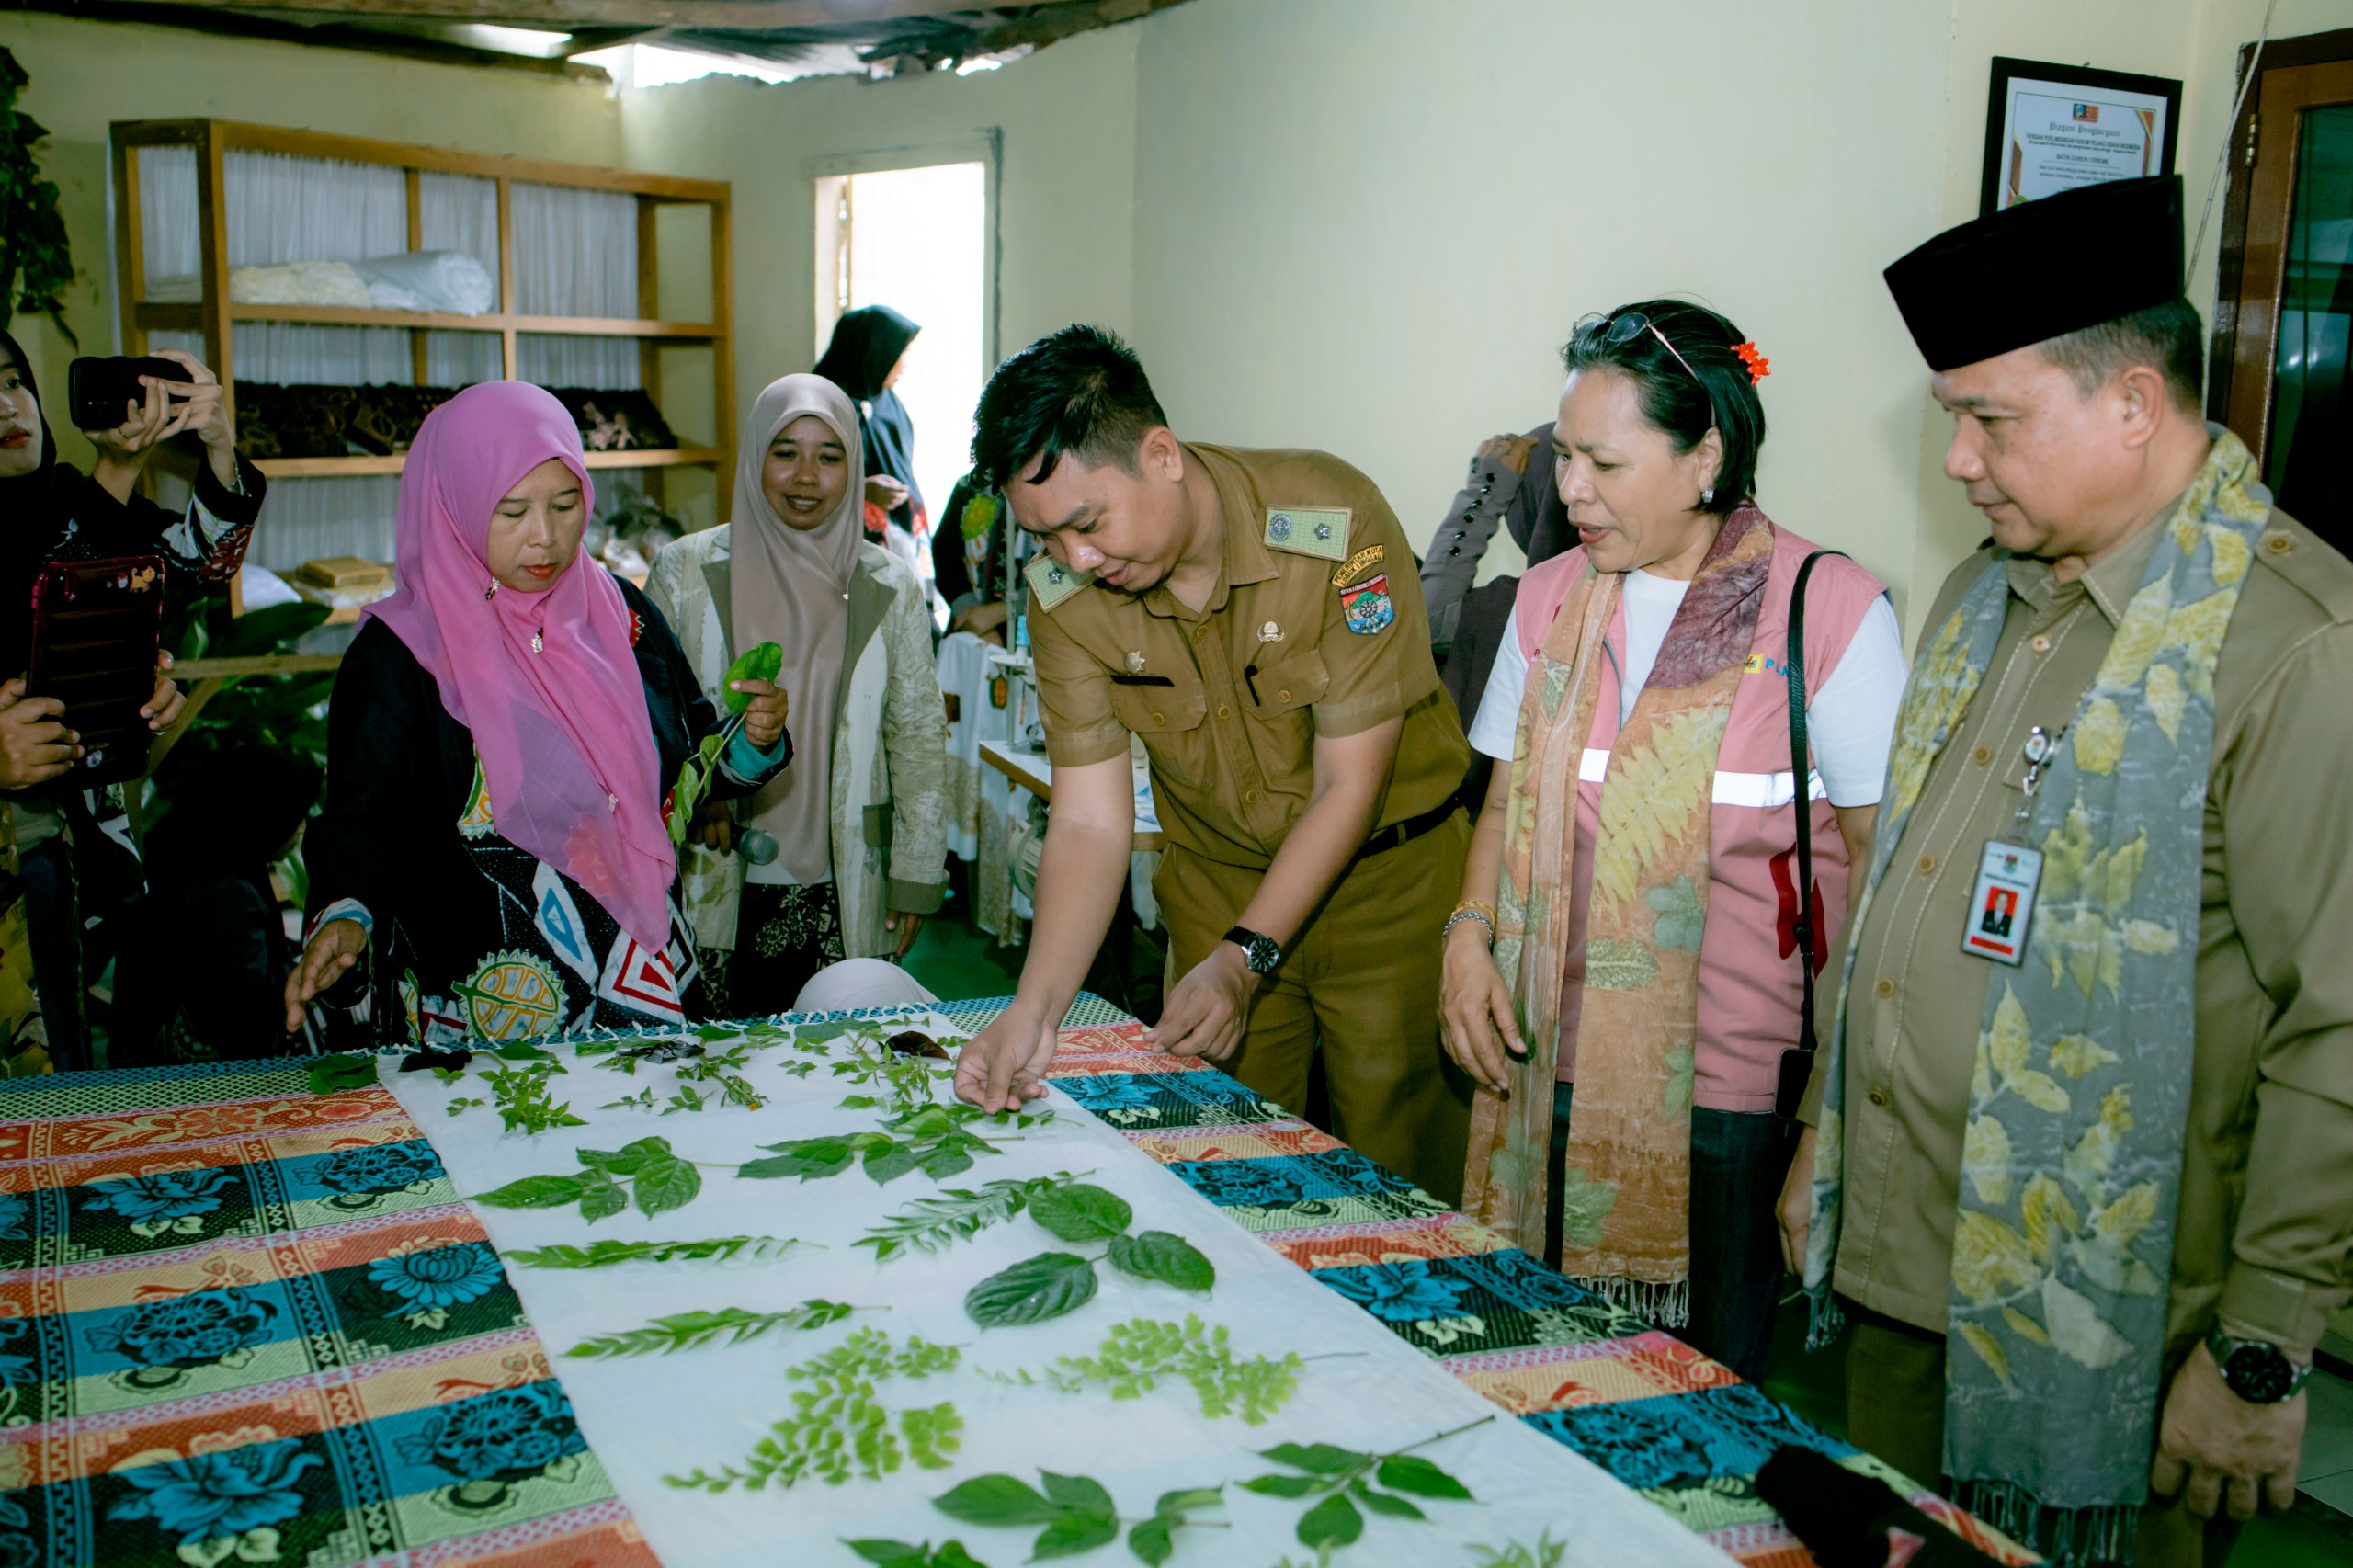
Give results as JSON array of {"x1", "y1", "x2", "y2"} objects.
[{"x1": 1961, "y1": 723, "x2": 2063, "y2": 967}]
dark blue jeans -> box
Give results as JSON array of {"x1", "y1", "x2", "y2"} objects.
[
  {"x1": 20, "y1": 836, "x2": 89, "y2": 1071},
  {"x1": 1546, "y1": 1082, "x2": 1789, "y2": 1384}
]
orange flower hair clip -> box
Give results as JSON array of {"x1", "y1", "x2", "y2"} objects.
[{"x1": 1734, "y1": 341, "x2": 1770, "y2": 385}]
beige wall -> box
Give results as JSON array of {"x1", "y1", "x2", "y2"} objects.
[
  {"x1": 1127, "y1": 0, "x2": 2353, "y2": 633},
  {"x1": 615, "y1": 22, "x2": 1140, "y2": 467},
  {"x1": 0, "y1": 9, "x2": 622, "y2": 472}
]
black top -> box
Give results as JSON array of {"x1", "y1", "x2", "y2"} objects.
[
  {"x1": 815, "y1": 305, "x2": 925, "y2": 528},
  {"x1": 305, "y1": 576, "x2": 789, "y2": 1038}
]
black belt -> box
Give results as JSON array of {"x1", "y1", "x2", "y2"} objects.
[{"x1": 1347, "y1": 800, "x2": 1462, "y2": 868}]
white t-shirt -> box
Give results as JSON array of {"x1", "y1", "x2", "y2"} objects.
[{"x1": 1464, "y1": 571, "x2": 1906, "y2": 808}]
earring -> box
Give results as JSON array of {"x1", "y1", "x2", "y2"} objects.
[
  {"x1": 483, "y1": 580, "x2": 497, "y2": 599},
  {"x1": 1701, "y1": 488, "x2": 1715, "y2": 506}
]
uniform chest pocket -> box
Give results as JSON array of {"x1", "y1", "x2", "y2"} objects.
[
  {"x1": 1245, "y1": 649, "x2": 1329, "y2": 717},
  {"x1": 1108, "y1": 679, "x2": 1212, "y2": 787}
]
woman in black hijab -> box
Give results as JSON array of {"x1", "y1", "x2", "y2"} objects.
[
  {"x1": 0, "y1": 329, "x2": 262, "y2": 1067},
  {"x1": 111, "y1": 745, "x2": 321, "y2": 1065},
  {"x1": 813, "y1": 305, "x2": 927, "y2": 574}
]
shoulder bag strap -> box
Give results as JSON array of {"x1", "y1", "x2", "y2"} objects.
[{"x1": 1776, "y1": 549, "x2": 1846, "y2": 1119}]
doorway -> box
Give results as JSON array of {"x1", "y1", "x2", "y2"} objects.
[{"x1": 814, "y1": 157, "x2": 992, "y2": 540}]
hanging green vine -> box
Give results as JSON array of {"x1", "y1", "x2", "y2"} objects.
[
  {"x1": 0, "y1": 50, "x2": 74, "y2": 343},
  {"x1": 664, "y1": 1328, "x2": 963, "y2": 1492}
]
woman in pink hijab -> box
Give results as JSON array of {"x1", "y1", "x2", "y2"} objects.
[{"x1": 281, "y1": 382, "x2": 791, "y2": 1045}]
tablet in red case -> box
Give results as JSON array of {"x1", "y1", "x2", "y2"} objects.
[{"x1": 25, "y1": 555, "x2": 166, "y2": 788}]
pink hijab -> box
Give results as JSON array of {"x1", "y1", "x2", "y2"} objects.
[{"x1": 367, "y1": 381, "x2": 675, "y2": 948}]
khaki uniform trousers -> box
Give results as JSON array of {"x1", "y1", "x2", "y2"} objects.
[
  {"x1": 1845, "y1": 1310, "x2": 2240, "y2": 1568},
  {"x1": 1156, "y1": 810, "x2": 1472, "y2": 1207}
]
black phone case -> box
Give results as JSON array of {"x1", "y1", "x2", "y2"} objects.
[
  {"x1": 65, "y1": 357, "x2": 191, "y2": 432},
  {"x1": 25, "y1": 555, "x2": 168, "y2": 789}
]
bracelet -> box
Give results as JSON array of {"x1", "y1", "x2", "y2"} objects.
[
  {"x1": 1443, "y1": 908, "x2": 1495, "y2": 945},
  {"x1": 1450, "y1": 899, "x2": 1496, "y2": 926}
]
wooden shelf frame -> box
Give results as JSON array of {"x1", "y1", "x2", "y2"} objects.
[{"x1": 109, "y1": 117, "x2": 736, "y2": 509}]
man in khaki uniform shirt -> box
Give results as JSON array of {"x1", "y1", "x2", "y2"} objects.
[
  {"x1": 1781, "y1": 179, "x2": 2353, "y2": 1564},
  {"x1": 953, "y1": 326, "x2": 1473, "y2": 1200}
]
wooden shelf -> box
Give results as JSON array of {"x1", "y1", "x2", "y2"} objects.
[
  {"x1": 136, "y1": 301, "x2": 718, "y2": 338},
  {"x1": 253, "y1": 447, "x2": 724, "y2": 479},
  {"x1": 112, "y1": 116, "x2": 735, "y2": 525}
]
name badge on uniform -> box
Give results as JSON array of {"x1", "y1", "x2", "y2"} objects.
[{"x1": 1961, "y1": 840, "x2": 2040, "y2": 964}]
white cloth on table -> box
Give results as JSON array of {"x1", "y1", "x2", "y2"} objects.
[
  {"x1": 792, "y1": 958, "x2": 938, "y2": 1013},
  {"x1": 382, "y1": 1027, "x2": 1725, "y2": 1568}
]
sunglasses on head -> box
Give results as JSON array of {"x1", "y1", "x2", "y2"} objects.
[{"x1": 1576, "y1": 311, "x2": 1721, "y2": 431}]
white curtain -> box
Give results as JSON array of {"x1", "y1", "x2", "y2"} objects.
[
  {"x1": 513, "y1": 182, "x2": 640, "y2": 389},
  {"x1": 137, "y1": 146, "x2": 199, "y2": 285},
  {"x1": 226, "y1": 152, "x2": 404, "y2": 267},
  {"x1": 247, "y1": 475, "x2": 402, "y2": 571},
  {"x1": 417, "y1": 172, "x2": 500, "y2": 310}
]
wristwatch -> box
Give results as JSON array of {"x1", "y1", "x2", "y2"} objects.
[
  {"x1": 1223, "y1": 926, "x2": 1282, "y2": 976},
  {"x1": 2207, "y1": 1329, "x2": 2312, "y2": 1403}
]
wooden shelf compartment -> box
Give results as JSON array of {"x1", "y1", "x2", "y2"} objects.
[{"x1": 136, "y1": 301, "x2": 718, "y2": 338}]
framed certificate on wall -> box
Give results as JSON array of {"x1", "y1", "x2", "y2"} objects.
[{"x1": 1981, "y1": 57, "x2": 2182, "y2": 216}]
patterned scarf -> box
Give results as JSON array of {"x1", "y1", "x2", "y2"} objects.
[
  {"x1": 1802, "y1": 432, "x2": 2270, "y2": 1564},
  {"x1": 1463, "y1": 509, "x2": 1775, "y2": 1323}
]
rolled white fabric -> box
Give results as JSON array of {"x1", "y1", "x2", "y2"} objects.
[
  {"x1": 352, "y1": 250, "x2": 496, "y2": 315},
  {"x1": 790, "y1": 957, "x2": 938, "y2": 1014}
]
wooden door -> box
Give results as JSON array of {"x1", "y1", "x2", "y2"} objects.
[{"x1": 2212, "y1": 38, "x2": 2353, "y2": 551}]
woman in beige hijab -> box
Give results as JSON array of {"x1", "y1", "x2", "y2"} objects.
[{"x1": 647, "y1": 373, "x2": 949, "y2": 1015}]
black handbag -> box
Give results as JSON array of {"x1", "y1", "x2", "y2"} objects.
[{"x1": 1774, "y1": 551, "x2": 1846, "y2": 1120}]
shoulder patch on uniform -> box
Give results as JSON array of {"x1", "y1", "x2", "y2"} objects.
[
  {"x1": 1024, "y1": 553, "x2": 1093, "y2": 613},
  {"x1": 1265, "y1": 506, "x2": 1351, "y2": 562},
  {"x1": 1338, "y1": 572, "x2": 1394, "y2": 635},
  {"x1": 1332, "y1": 544, "x2": 1383, "y2": 586}
]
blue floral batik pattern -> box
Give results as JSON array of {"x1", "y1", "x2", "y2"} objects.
[
  {"x1": 314, "y1": 1142, "x2": 445, "y2": 1198},
  {"x1": 369, "y1": 1244, "x2": 505, "y2": 1315},
  {"x1": 394, "y1": 1382, "x2": 585, "y2": 1483},
  {"x1": 1168, "y1": 1150, "x2": 1414, "y2": 1209},
  {"x1": 108, "y1": 1438, "x2": 324, "y2": 1544},
  {"x1": 83, "y1": 1168, "x2": 233, "y2": 1233},
  {"x1": 1529, "y1": 1384, "x2": 1851, "y2": 1494},
  {"x1": 85, "y1": 1289, "x2": 277, "y2": 1369},
  {"x1": 0, "y1": 1318, "x2": 32, "y2": 1387},
  {"x1": 0, "y1": 1191, "x2": 27, "y2": 1243},
  {"x1": 1320, "y1": 1261, "x2": 1470, "y2": 1323}
]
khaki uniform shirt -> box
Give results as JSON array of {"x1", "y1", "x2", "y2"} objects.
[
  {"x1": 1813, "y1": 489, "x2": 2353, "y2": 1357},
  {"x1": 1031, "y1": 444, "x2": 1468, "y2": 870}
]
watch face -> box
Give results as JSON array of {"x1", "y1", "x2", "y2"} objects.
[
  {"x1": 2222, "y1": 1343, "x2": 2295, "y2": 1403},
  {"x1": 1246, "y1": 937, "x2": 1279, "y2": 973}
]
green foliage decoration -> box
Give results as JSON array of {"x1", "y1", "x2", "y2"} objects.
[
  {"x1": 1237, "y1": 1421, "x2": 1487, "y2": 1562},
  {"x1": 664, "y1": 1328, "x2": 963, "y2": 1492},
  {"x1": 931, "y1": 1471, "x2": 1225, "y2": 1566},
  {"x1": 842, "y1": 1541, "x2": 988, "y2": 1568},
  {"x1": 993, "y1": 1314, "x2": 1302, "y2": 1426},
  {"x1": 0, "y1": 50, "x2": 74, "y2": 342},
  {"x1": 962, "y1": 1182, "x2": 1217, "y2": 1329},
  {"x1": 741, "y1": 1101, "x2": 1025, "y2": 1187},
  {"x1": 506, "y1": 1234, "x2": 806, "y2": 1268},
  {"x1": 1467, "y1": 1534, "x2": 1568, "y2": 1568},
  {"x1": 856, "y1": 1174, "x2": 1075, "y2": 1262},
  {"x1": 471, "y1": 1137, "x2": 700, "y2": 1221},
  {"x1": 563, "y1": 1299, "x2": 860, "y2": 1358}
]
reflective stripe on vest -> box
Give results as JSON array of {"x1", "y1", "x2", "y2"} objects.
[{"x1": 1576, "y1": 747, "x2": 1826, "y2": 808}]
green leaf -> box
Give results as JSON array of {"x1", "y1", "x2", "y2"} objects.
[
  {"x1": 1031, "y1": 1509, "x2": 1119, "y2": 1560},
  {"x1": 1029, "y1": 1183, "x2": 1132, "y2": 1244},
  {"x1": 1259, "y1": 1443, "x2": 1370, "y2": 1476},
  {"x1": 1350, "y1": 1481, "x2": 1425, "y2": 1519},
  {"x1": 506, "y1": 1235, "x2": 802, "y2": 1268},
  {"x1": 933, "y1": 1546, "x2": 989, "y2": 1568},
  {"x1": 307, "y1": 1054, "x2": 377, "y2": 1094},
  {"x1": 1105, "y1": 1232, "x2": 1214, "y2": 1292},
  {"x1": 579, "y1": 1178, "x2": 628, "y2": 1222},
  {"x1": 844, "y1": 1543, "x2": 927, "y2": 1568},
  {"x1": 493, "y1": 1041, "x2": 556, "y2": 1061},
  {"x1": 563, "y1": 1301, "x2": 855, "y2": 1358},
  {"x1": 1039, "y1": 1473, "x2": 1113, "y2": 1515},
  {"x1": 917, "y1": 1144, "x2": 975, "y2": 1182},
  {"x1": 1374, "y1": 1453, "x2": 1473, "y2": 1500},
  {"x1": 724, "y1": 641, "x2": 785, "y2": 712},
  {"x1": 739, "y1": 1139, "x2": 855, "y2": 1180},
  {"x1": 1237, "y1": 1474, "x2": 1321, "y2": 1498},
  {"x1": 965, "y1": 1253, "x2": 1099, "y2": 1328},
  {"x1": 1126, "y1": 1517, "x2": 1173, "y2": 1567},
  {"x1": 840, "y1": 1094, "x2": 882, "y2": 1108},
  {"x1": 865, "y1": 1143, "x2": 923, "y2": 1185},
  {"x1": 214, "y1": 599, "x2": 330, "y2": 656},
  {"x1": 472, "y1": 1174, "x2": 587, "y2": 1209},
  {"x1": 1295, "y1": 1494, "x2": 1364, "y2": 1552},
  {"x1": 1152, "y1": 1487, "x2": 1222, "y2": 1517},
  {"x1": 633, "y1": 1156, "x2": 702, "y2": 1217},
  {"x1": 932, "y1": 1474, "x2": 1062, "y2": 1527}
]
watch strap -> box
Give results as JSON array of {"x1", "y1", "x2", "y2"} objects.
[
  {"x1": 1223, "y1": 926, "x2": 1281, "y2": 974},
  {"x1": 2207, "y1": 1328, "x2": 2312, "y2": 1403}
]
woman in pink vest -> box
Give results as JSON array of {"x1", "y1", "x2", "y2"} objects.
[{"x1": 1442, "y1": 300, "x2": 1904, "y2": 1382}]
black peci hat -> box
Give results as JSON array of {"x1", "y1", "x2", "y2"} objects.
[{"x1": 1883, "y1": 175, "x2": 2185, "y2": 371}]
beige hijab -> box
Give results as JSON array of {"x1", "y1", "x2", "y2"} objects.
[{"x1": 730, "y1": 374, "x2": 865, "y2": 885}]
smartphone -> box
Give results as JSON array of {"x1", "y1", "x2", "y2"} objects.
[
  {"x1": 24, "y1": 556, "x2": 167, "y2": 788},
  {"x1": 65, "y1": 356, "x2": 192, "y2": 433}
]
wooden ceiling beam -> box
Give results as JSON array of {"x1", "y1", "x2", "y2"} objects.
[{"x1": 114, "y1": 0, "x2": 996, "y2": 31}]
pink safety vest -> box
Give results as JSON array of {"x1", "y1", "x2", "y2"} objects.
[{"x1": 1512, "y1": 524, "x2": 1890, "y2": 1112}]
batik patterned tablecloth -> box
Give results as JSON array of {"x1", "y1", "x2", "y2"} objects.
[
  {"x1": 0, "y1": 1060, "x2": 656, "y2": 1568},
  {"x1": 0, "y1": 997, "x2": 2031, "y2": 1568},
  {"x1": 979, "y1": 998, "x2": 2037, "y2": 1568}
]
